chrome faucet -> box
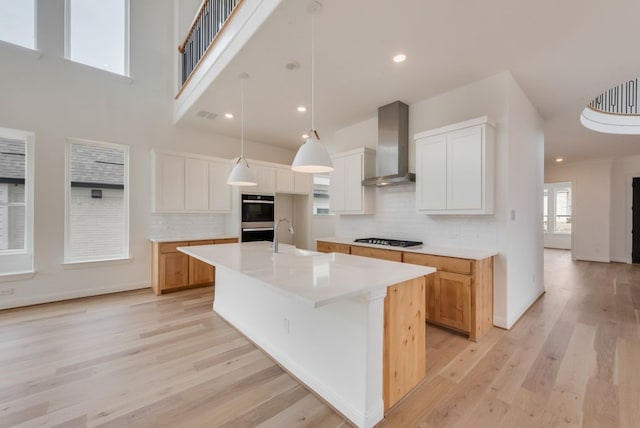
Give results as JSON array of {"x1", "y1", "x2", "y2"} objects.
[{"x1": 273, "y1": 218, "x2": 295, "y2": 253}]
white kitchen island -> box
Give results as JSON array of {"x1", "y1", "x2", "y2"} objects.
[{"x1": 179, "y1": 241, "x2": 435, "y2": 428}]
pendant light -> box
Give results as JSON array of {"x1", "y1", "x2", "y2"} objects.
[
  {"x1": 291, "y1": 0, "x2": 333, "y2": 174},
  {"x1": 227, "y1": 72, "x2": 257, "y2": 186}
]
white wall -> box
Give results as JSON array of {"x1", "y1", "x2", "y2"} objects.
[
  {"x1": 545, "y1": 159, "x2": 612, "y2": 262},
  {"x1": 326, "y1": 72, "x2": 544, "y2": 329},
  {"x1": 0, "y1": 0, "x2": 294, "y2": 308},
  {"x1": 503, "y1": 77, "x2": 545, "y2": 327}
]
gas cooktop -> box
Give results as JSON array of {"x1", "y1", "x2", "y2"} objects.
[{"x1": 354, "y1": 238, "x2": 423, "y2": 248}]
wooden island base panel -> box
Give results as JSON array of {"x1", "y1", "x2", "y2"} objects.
[{"x1": 317, "y1": 239, "x2": 495, "y2": 341}]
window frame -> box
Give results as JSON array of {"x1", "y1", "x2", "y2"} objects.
[
  {"x1": 0, "y1": 127, "x2": 34, "y2": 275},
  {"x1": 64, "y1": 138, "x2": 130, "y2": 264},
  {"x1": 63, "y1": 0, "x2": 130, "y2": 76},
  {"x1": 313, "y1": 173, "x2": 332, "y2": 216},
  {"x1": 543, "y1": 181, "x2": 572, "y2": 235}
]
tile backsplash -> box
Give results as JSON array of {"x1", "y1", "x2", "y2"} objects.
[
  {"x1": 148, "y1": 213, "x2": 229, "y2": 240},
  {"x1": 334, "y1": 183, "x2": 497, "y2": 250}
]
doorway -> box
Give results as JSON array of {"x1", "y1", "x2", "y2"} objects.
[{"x1": 632, "y1": 177, "x2": 640, "y2": 263}]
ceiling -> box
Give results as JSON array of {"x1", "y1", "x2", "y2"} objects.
[{"x1": 177, "y1": 0, "x2": 640, "y2": 164}]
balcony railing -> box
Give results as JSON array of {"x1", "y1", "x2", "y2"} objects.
[
  {"x1": 588, "y1": 79, "x2": 639, "y2": 116},
  {"x1": 178, "y1": 0, "x2": 243, "y2": 93}
]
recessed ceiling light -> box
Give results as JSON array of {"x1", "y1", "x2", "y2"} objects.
[
  {"x1": 555, "y1": 157, "x2": 564, "y2": 163},
  {"x1": 393, "y1": 53, "x2": 407, "y2": 63},
  {"x1": 224, "y1": 113, "x2": 234, "y2": 119},
  {"x1": 297, "y1": 106, "x2": 307, "y2": 113},
  {"x1": 302, "y1": 133, "x2": 309, "y2": 139}
]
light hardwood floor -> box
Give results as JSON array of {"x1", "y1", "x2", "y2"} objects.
[{"x1": 1, "y1": 249, "x2": 639, "y2": 427}]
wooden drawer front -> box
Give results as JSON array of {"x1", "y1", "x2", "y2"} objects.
[
  {"x1": 215, "y1": 238, "x2": 239, "y2": 244},
  {"x1": 159, "y1": 241, "x2": 189, "y2": 254},
  {"x1": 316, "y1": 241, "x2": 351, "y2": 254},
  {"x1": 189, "y1": 240, "x2": 214, "y2": 246},
  {"x1": 351, "y1": 245, "x2": 402, "y2": 262},
  {"x1": 403, "y1": 252, "x2": 472, "y2": 275}
]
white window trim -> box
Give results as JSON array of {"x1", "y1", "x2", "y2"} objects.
[
  {"x1": 0, "y1": 127, "x2": 34, "y2": 275},
  {"x1": 64, "y1": 137, "x2": 130, "y2": 264},
  {"x1": 544, "y1": 181, "x2": 572, "y2": 235},
  {"x1": 63, "y1": 0, "x2": 130, "y2": 77}
]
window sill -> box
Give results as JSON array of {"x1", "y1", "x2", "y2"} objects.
[
  {"x1": 544, "y1": 232, "x2": 572, "y2": 236},
  {"x1": 0, "y1": 271, "x2": 35, "y2": 283},
  {"x1": 62, "y1": 257, "x2": 133, "y2": 269},
  {"x1": 60, "y1": 57, "x2": 133, "y2": 83}
]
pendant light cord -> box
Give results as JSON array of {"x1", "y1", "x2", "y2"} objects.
[
  {"x1": 311, "y1": 6, "x2": 315, "y2": 132},
  {"x1": 240, "y1": 77, "x2": 245, "y2": 158}
]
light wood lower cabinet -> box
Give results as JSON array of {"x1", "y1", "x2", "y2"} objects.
[
  {"x1": 152, "y1": 238, "x2": 238, "y2": 295},
  {"x1": 403, "y1": 252, "x2": 493, "y2": 341},
  {"x1": 316, "y1": 241, "x2": 351, "y2": 254},
  {"x1": 188, "y1": 240, "x2": 215, "y2": 286},
  {"x1": 433, "y1": 271, "x2": 471, "y2": 332},
  {"x1": 350, "y1": 245, "x2": 403, "y2": 262}
]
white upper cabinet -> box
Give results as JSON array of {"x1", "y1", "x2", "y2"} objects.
[
  {"x1": 276, "y1": 168, "x2": 294, "y2": 193},
  {"x1": 254, "y1": 165, "x2": 276, "y2": 194},
  {"x1": 153, "y1": 152, "x2": 185, "y2": 212},
  {"x1": 276, "y1": 168, "x2": 312, "y2": 194},
  {"x1": 209, "y1": 160, "x2": 232, "y2": 212},
  {"x1": 415, "y1": 117, "x2": 495, "y2": 215},
  {"x1": 185, "y1": 158, "x2": 209, "y2": 211},
  {"x1": 152, "y1": 151, "x2": 232, "y2": 213},
  {"x1": 293, "y1": 171, "x2": 312, "y2": 194},
  {"x1": 330, "y1": 148, "x2": 375, "y2": 214}
]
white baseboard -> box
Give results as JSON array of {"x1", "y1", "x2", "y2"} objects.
[
  {"x1": 493, "y1": 316, "x2": 508, "y2": 329},
  {"x1": 0, "y1": 281, "x2": 150, "y2": 310},
  {"x1": 572, "y1": 254, "x2": 610, "y2": 263},
  {"x1": 506, "y1": 289, "x2": 546, "y2": 329},
  {"x1": 610, "y1": 256, "x2": 629, "y2": 264}
]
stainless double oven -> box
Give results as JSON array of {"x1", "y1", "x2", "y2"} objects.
[{"x1": 241, "y1": 194, "x2": 275, "y2": 242}]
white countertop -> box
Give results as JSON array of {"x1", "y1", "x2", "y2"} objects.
[
  {"x1": 179, "y1": 241, "x2": 434, "y2": 308},
  {"x1": 317, "y1": 237, "x2": 497, "y2": 260},
  {"x1": 149, "y1": 236, "x2": 238, "y2": 243}
]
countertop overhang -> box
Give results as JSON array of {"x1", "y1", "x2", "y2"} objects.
[
  {"x1": 317, "y1": 237, "x2": 497, "y2": 260},
  {"x1": 178, "y1": 241, "x2": 435, "y2": 308}
]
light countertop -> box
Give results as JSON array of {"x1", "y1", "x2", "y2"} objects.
[
  {"x1": 317, "y1": 237, "x2": 497, "y2": 260},
  {"x1": 149, "y1": 236, "x2": 238, "y2": 243},
  {"x1": 178, "y1": 241, "x2": 434, "y2": 308}
]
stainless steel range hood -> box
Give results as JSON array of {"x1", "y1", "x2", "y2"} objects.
[{"x1": 362, "y1": 101, "x2": 415, "y2": 186}]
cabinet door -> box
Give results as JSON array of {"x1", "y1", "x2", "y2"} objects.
[
  {"x1": 344, "y1": 153, "x2": 363, "y2": 212},
  {"x1": 185, "y1": 158, "x2": 209, "y2": 211},
  {"x1": 294, "y1": 172, "x2": 312, "y2": 194},
  {"x1": 434, "y1": 271, "x2": 471, "y2": 332},
  {"x1": 329, "y1": 157, "x2": 345, "y2": 212},
  {"x1": 153, "y1": 153, "x2": 185, "y2": 212},
  {"x1": 209, "y1": 161, "x2": 232, "y2": 212},
  {"x1": 447, "y1": 126, "x2": 483, "y2": 210},
  {"x1": 159, "y1": 252, "x2": 189, "y2": 291},
  {"x1": 188, "y1": 240, "x2": 214, "y2": 287},
  {"x1": 416, "y1": 136, "x2": 447, "y2": 211},
  {"x1": 276, "y1": 169, "x2": 295, "y2": 193},
  {"x1": 256, "y1": 166, "x2": 276, "y2": 194}
]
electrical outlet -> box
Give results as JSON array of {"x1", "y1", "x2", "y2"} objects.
[{"x1": 0, "y1": 288, "x2": 15, "y2": 296}]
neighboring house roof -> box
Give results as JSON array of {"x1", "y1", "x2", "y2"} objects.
[
  {"x1": 70, "y1": 143, "x2": 124, "y2": 187},
  {"x1": 0, "y1": 139, "x2": 125, "y2": 187},
  {"x1": 0, "y1": 138, "x2": 26, "y2": 183}
]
